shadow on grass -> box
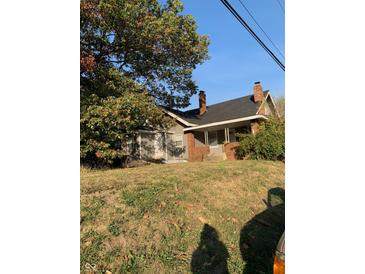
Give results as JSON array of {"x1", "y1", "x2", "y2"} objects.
[
  {"x1": 239, "y1": 187, "x2": 285, "y2": 274},
  {"x1": 191, "y1": 224, "x2": 229, "y2": 274},
  {"x1": 190, "y1": 188, "x2": 284, "y2": 274}
]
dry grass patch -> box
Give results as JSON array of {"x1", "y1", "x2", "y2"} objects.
[{"x1": 81, "y1": 160, "x2": 284, "y2": 273}]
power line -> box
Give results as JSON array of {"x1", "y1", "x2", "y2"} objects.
[
  {"x1": 275, "y1": 0, "x2": 285, "y2": 13},
  {"x1": 237, "y1": 0, "x2": 284, "y2": 59},
  {"x1": 220, "y1": 0, "x2": 285, "y2": 71}
]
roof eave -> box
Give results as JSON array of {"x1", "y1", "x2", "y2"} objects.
[
  {"x1": 256, "y1": 91, "x2": 280, "y2": 117},
  {"x1": 183, "y1": 115, "x2": 268, "y2": 131},
  {"x1": 161, "y1": 108, "x2": 198, "y2": 127}
]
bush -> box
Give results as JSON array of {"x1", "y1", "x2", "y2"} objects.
[{"x1": 236, "y1": 118, "x2": 285, "y2": 161}]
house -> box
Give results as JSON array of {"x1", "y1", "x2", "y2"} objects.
[{"x1": 133, "y1": 82, "x2": 278, "y2": 162}]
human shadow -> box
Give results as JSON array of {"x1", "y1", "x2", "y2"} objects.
[
  {"x1": 191, "y1": 224, "x2": 230, "y2": 274},
  {"x1": 239, "y1": 187, "x2": 285, "y2": 274}
]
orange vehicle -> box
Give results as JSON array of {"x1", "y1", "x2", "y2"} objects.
[{"x1": 273, "y1": 232, "x2": 285, "y2": 274}]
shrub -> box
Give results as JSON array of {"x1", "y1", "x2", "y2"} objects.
[
  {"x1": 236, "y1": 118, "x2": 285, "y2": 161},
  {"x1": 236, "y1": 134, "x2": 256, "y2": 159}
]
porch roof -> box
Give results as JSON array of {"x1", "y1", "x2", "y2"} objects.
[{"x1": 182, "y1": 115, "x2": 267, "y2": 131}]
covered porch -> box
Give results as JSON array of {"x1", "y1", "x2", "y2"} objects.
[{"x1": 184, "y1": 117, "x2": 264, "y2": 161}]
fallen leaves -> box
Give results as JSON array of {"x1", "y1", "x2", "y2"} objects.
[{"x1": 198, "y1": 216, "x2": 208, "y2": 224}]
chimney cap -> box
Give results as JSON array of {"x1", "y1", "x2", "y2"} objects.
[
  {"x1": 254, "y1": 81, "x2": 261, "y2": 85},
  {"x1": 199, "y1": 90, "x2": 206, "y2": 95}
]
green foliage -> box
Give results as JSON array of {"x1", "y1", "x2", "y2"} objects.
[
  {"x1": 80, "y1": 0, "x2": 209, "y2": 166},
  {"x1": 236, "y1": 134, "x2": 256, "y2": 158},
  {"x1": 237, "y1": 118, "x2": 285, "y2": 161},
  {"x1": 81, "y1": 0, "x2": 209, "y2": 106},
  {"x1": 80, "y1": 92, "x2": 171, "y2": 165}
]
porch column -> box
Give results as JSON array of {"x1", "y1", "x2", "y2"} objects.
[
  {"x1": 204, "y1": 131, "x2": 208, "y2": 145},
  {"x1": 224, "y1": 128, "x2": 229, "y2": 143},
  {"x1": 164, "y1": 132, "x2": 168, "y2": 161},
  {"x1": 185, "y1": 132, "x2": 195, "y2": 162},
  {"x1": 138, "y1": 132, "x2": 142, "y2": 159}
]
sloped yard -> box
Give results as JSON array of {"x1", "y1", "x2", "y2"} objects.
[{"x1": 81, "y1": 160, "x2": 285, "y2": 274}]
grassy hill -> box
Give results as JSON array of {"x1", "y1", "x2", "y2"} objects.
[{"x1": 80, "y1": 160, "x2": 285, "y2": 274}]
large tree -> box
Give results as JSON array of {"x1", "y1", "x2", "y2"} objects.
[
  {"x1": 80, "y1": 0, "x2": 209, "y2": 165},
  {"x1": 80, "y1": 0, "x2": 209, "y2": 107}
]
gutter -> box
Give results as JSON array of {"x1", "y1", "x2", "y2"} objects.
[{"x1": 182, "y1": 115, "x2": 268, "y2": 131}]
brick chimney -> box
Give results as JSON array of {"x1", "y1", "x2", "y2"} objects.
[
  {"x1": 199, "y1": 90, "x2": 206, "y2": 115},
  {"x1": 253, "y1": 81, "x2": 264, "y2": 103}
]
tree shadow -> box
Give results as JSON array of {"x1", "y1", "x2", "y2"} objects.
[
  {"x1": 191, "y1": 224, "x2": 230, "y2": 274},
  {"x1": 138, "y1": 132, "x2": 186, "y2": 162},
  {"x1": 239, "y1": 187, "x2": 285, "y2": 274}
]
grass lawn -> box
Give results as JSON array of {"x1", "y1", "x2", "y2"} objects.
[{"x1": 80, "y1": 160, "x2": 285, "y2": 274}]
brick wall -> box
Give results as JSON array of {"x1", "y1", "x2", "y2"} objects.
[
  {"x1": 224, "y1": 142, "x2": 240, "y2": 160},
  {"x1": 190, "y1": 146, "x2": 210, "y2": 161},
  {"x1": 185, "y1": 132, "x2": 210, "y2": 161}
]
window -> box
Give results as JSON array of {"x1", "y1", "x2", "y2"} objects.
[{"x1": 173, "y1": 134, "x2": 183, "y2": 147}]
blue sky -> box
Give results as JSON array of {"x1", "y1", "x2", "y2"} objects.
[{"x1": 180, "y1": 0, "x2": 285, "y2": 110}]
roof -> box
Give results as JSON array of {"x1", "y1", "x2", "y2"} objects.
[{"x1": 165, "y1": 91, "x2": 269, "y2": 126}]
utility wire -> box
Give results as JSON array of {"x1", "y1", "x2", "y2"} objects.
[
  {"x1": 237, "y1": 0, "x2": 284, "y2": 59},
  {"x1": 220, "y1": 0, "x2": 285, "y2": 71},
  {"x1": 275, "y1": 0, "x2": 285, "y2": 13}
]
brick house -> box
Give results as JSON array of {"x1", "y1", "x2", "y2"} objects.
[{"x1": 133, "y1": 82, "x2": 278, "y2": 162}]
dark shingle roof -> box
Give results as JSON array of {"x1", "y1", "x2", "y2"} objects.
[{"x1": 166, "y1": 91, "x2": 269, "y2": 126}]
